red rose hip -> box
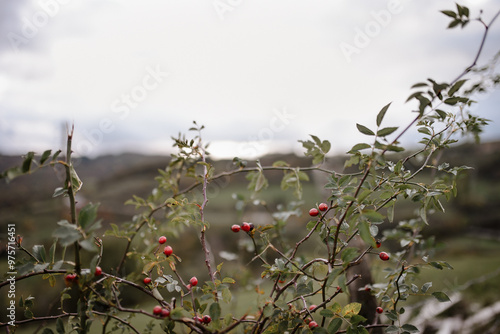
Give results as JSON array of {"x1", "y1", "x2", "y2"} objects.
[
  {"x1": 164, "y1": 245, "x2": 173, "y2": 257},
  {"x1": 161, "y1": 308, "x2": 170, "y2": 317},
  {"x1": 376, "y1": 307, "x2": 383, "y2": 314},
  {"x1": 309, "y1": 208, "x2": 319, "y2": 217},
  {"x1": 318, "y1": 203, "x2": 328, "y2": 211},
  {"x1": 153, "y1": 305, "x2": 162, "y2": 315},
  {"x1": 231, "y1": 224, "x2": 241, "y2": 232},
  {"x1": 159, "y1": 236, "x2": 167, "y2": 244},
  {"x1": 202, "y1": 315, "x2": 211, "y2": 324},
  {"x1": 309, "y1": 320, "x2": 318, "y2": 329},
  {"x1": 189, "y1": 276, "x2": 198, "y2": 287},
  {"x1": 379, "y1": 252, "x2": 390, "y2": 261},
  {"x1": 94, "y1": 266, "x2": 102, "y2": 276},
  {"x1": 241, "y1": 222, "x2": 251, "y2": 232}
]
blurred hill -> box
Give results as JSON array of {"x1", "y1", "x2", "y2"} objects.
[{"x1": 0, "y1": 140, "x2": 499, "y2": 239}]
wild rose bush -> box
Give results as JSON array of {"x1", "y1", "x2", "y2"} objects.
[{"x1": 1, "y1": 4, "x2": 499, "y2": 334}]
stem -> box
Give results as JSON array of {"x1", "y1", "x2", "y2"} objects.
[
  {"x1": 331, "y1": 160, "x2": 373, "y2": 264},
  {"x1": 198, "y1": 136, "x2": 218, "y2": 301},
  {"x1": 0, "y1": 313, "x2": 78, "y2": 327},
  {"x1": 392, "y1": 264, "x2": 406, "y2": 321},
  {"x1": 63, "y1": 126, "x2": 88, "y2": 334},
  {"x1": 64, "y1": 127, "x2": 80, "y2": 275}
]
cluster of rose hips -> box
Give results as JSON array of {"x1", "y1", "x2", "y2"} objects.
[
  {"x1": 193, "y1": 314, "x2": 212, "y2": 324},
  {"x1": 142, "y1": 236, "x2": 200, "y2": 290},
  {"x1": 64, "y1": 273, "x2": 78, "y2": 287},
  {"x1": 308, "y1": 202, "x2": 328, "y2": 217},
  {"x1": 158, "y1": 235, "x2": 174, "y2": 257},
  {"x1": 64, "y1": 266, "x2": 103, "y2": 287},
  {"x1": 153, "y1": 305, "x2": 170, "y2": 318},
  {"x1": 231, "y1": 222, "x2": 254, "y2": 233},
  {"x1": 304, "y1": 318, "x2": 318, "y2": 329}
]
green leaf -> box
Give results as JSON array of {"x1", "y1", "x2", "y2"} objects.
[
  {"x1": 432, "y1": 291, "x2": 451, "y2": 302},
  {"x1": 341, "y1": 247, "x2": 360, "y2": 266},
  {"x1": 448, "y1": 19, "x2": 461, "y2": 29},
  {"x1": 255, "y1": 172, "x2": 267, "y2": 192},
  {"x1": 209, "y1": 302, "x2": 221, "y2": 321},
  {"x1": 429, "y1": 261, "x2": 444, "y2": 270},
  {"x1": 32, "y1": 245, "x2": 46, "y2": 263},
  {"x1": 40, "y1": 150, "x2": 52, "y2": 165},
  {"x1": 342, "y1": 303, "x2": 362, "y2": 317},
  {"x1": 401, "y1": 324, "x2": 419, "y2": 333},
  {"x1": 348, "y1": 143, "x2": 371, "y2": 153},
  {"x1": 311, "y1": 134, "x2": 322, "y2": 146},
  {"x1": 418, "y1": 127, "x2": 431, "y2": 135},
  {"x1": 385, "y1": 325, "x2": 400, "y2": 333},
  {"x1": 444, "y1": 97, "x2": 460, "y2": 105},
  {"x1": 78, "y1": 202, "x2": 101, "y2": 232},
  {"x1": 376, "y1": 102, "x2": 392, "y2": 127},
  {"x1": 52, "y1": 220, "x2": 82, "y2": 247},
  {"x1": 222, "y1": 277, "x2": 235, "y2": 284},
  {"x1": 440, "y1": 10, "x2": 456, "y2": 18},
  {"x1": 56, "y1": 317, "x2": 65, "y2": 334},
  {"x1": 320, "y1": 309, "x2": 334, "y2": 318},
  {"x1": 377, "y1": 127, "x2": 398, "y2": 137},
  {"x1": 22, "y1": 152, "x2": 35, "y2": 173},
  {"x1": 435, "y1": 109, "x2": 447, "y2": 120},
  {"x1": 24, "y1": 309, "x2": 34, "y2": 319},
  {"x1": 321, "y1": 140, "x2": 331, "y2": 154},
  {"x1": 361, "y1": 209, "x2": 385, "y2": 223},
  {"x1": 356, "y1": 124, "x2": 375, "y2": 136},
  {"x1": 49, "y1": 241, "x2": 57, "y2": 264},
  {"x1": 328, "y1": 318, "x2": 342, "y2": 333},
  {"x1": 358, "y1": 221, "x2": 376, "y2": 247},
  {"x1": 448, "y1": 79, "x2": 467, "y2": 96},
  {"x1": 326, "y1": 268, "x2": 342, "y2": 288},
  {"x1": 385, "y1": 311, "x2": 398, "y2": 321},
  {"x1": 70, "y1": 166, "x2": 83, "y2": 192},
  {"x1": 52, "y1": 187, "x2": 68, "y2": 198},
  {"x1": 421, "y1": 282, "x2": 432, "y2": 293},
  {"x1": 411, "y1": 82, "x2": 428, "y2": 88}
]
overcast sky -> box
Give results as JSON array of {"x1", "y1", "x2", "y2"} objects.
[{"x1": 0, "y1": 0, "x2": 499, "y2": 159}]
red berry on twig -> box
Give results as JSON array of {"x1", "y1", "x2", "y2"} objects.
[
  {"x1": 189, "y1": 276, "x2": 198, "y2": 287},
  {"x1": 376, "y1": 307, "x2": 383, "y2": 314},
  {"x1": 379, "y1": 252, "x2": 390, "y2": 261},
  {"x1": 153, "y1": 305, "x2": 162, "y2": 315},
  {"x1": 159, "y1": 236, "x2": 167, "y2": 244},
  {"x1": 164, "y1": 245, "x2": 173, "y2": 257},
  {"x1": 318, "y1": 203, "x2": 328, "y2": 211},
  {"x1": 241, "y1": 222, "x2": 251, "y2": 232},
  {"x1": 231, "y1": 224, "x2": 241, "y2": 232},
  {"x1": 143, "y1": 277, "x2": 152, "y2": 284},
  {"x1": 309, "y1": 208, "x2": 319, "y2": 217}
]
